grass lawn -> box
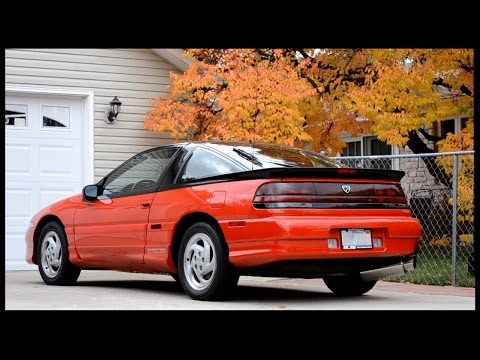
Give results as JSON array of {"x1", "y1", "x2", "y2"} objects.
[{"x1": 387, "y1": 247, "x2": 475, "y2": 288}]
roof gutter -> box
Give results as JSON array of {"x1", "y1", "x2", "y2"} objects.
[{"x1": 151, "y1": 48, "x2": 191, "y2": 71}]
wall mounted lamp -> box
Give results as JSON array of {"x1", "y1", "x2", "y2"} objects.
[{"x1": 105, "y1": 96, "x2": 122, "y2": 123}]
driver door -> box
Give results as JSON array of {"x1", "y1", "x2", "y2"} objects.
[{"x1": 74, "y1": 146, "x2": 179, "y2": 266}]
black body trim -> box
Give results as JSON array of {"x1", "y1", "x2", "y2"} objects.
[{"x1": 239, "y1": 256, "x2": 416, "y2": 278}]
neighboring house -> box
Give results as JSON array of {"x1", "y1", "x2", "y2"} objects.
[
  {"x1": 5, "y1": 48, "x2": 189, "y2": 270},
  {"x1": 337, "y1": 115, "x2": 469, "y2": 196}
]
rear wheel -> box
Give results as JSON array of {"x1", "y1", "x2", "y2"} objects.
[
  {"x1": 37, "y1": 221, "x2": 81, "y2": 285},
  {"x1": 178, "y1": 222, "x2": 237, "y2": 301},
  {"x1": 323, "y1": 276, "x2": 376, "y2": 296}
]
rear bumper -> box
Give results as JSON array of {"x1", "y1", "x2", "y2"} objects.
[{"x1": 221, "y1": 215, "x2": 421, "y2": 268}]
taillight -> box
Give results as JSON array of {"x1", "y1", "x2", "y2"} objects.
[
  {"x1": 374, "y1": 184, "x2": 407, "y2": 203},
  {"x1": 253, "y1": 181, "x2": 408, "y2": 209},
  {"x1": 254, "y1": 182, "x2": 316, "y2": 207}
]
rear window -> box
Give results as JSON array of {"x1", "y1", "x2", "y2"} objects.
[{"x1": 226, "y1": 143, "x2": 344, "y2": 169}]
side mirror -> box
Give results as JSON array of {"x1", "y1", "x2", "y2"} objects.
[{"x1": 82, "y1": 184, "x2": 100, "y2": 200}]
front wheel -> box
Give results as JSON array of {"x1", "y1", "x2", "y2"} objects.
[
  {"x1": 323, "y1": 276, "x2": 376, "y2": 296},
  {"x1": 178, "y1": 222, "x2": 237, "y2": 301},
  {"x1": 37, "y1": 221, "x2": 81, "y2": 285}
]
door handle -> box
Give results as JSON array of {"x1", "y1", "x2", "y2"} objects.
[{"x1": 139, "y1": 202, "x2": 151, "y2": 209}]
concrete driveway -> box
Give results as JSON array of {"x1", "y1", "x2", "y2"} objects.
[{"x1": 5, "y1": 270, "x2": 475, "y2": 310}]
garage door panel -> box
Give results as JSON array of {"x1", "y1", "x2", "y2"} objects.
[
  {"x1": 5, "y1": 188, "x2": 33, "y2": 217},
  {"x1": 39, "y1": 143, "x2": 80, "y2": 180},
  {"x1": 5, "y1": 187, "x2": 33, "y2": 229},
  {"x1": 5, "y1": 93, "x2": 86, "y2": 270},
  {"x1": 5, "y1": 144, "x2": 33, "y2": 175},
  {"x1": 6, "y1": 181, "x2": 80, "y2": 223},
  {"x1": 39, "y1": 186, "x2": 80, "y2": 210},
  {"x1": 5, "y1": 234, "x2": 29, "y2": 261}
]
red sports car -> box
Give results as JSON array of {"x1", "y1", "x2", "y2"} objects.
[{"x1": 25, "y1": 141, "x2": 422, "y2": 301}]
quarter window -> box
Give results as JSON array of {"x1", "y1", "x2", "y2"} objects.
[
  {"x1": 102, "y1": 147, "x2": 178, "y2": 196},
  {"x1": 178, "y1": 147, "x2": 243, "y2": 182}
]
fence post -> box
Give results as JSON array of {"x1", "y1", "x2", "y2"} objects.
[{"x1": 451, "y1": 154, "x2": 459, "y2": 286}]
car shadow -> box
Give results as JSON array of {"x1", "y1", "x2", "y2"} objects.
[
  {"x1": 229, "y1": 284, "x2": 335, "y2": 302},
  {"x1": 75, "y1": 279, "x2": 184, "y2": 294},
  {"x1": 70, "y1": 278, "x2": 376, "y2": 303}
]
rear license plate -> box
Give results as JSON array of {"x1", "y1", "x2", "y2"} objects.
[{"x1": 341, "y1": 229, "x2": 372, "y2": 249}]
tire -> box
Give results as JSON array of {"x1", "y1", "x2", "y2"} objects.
[
  {"x1": 323, "y1": 276, "x2": 377, "y2": 296},
  {"x1": 37, "y1": 221, "x2": 81, "y2": 286},
  {"x1": 178, "y1": 222, "x2": 237, "y2": 301},
  {"x1": 170, "y1": 273, "x2": 180, "y2": 283}
]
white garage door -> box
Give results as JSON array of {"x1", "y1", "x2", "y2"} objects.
[{"x1": 5, "y1": 94, "x2": 85, "y2": 270}]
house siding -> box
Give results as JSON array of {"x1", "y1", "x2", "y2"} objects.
[{"x1": 5, "y1": 48, "x2": 180, "y2": 181}]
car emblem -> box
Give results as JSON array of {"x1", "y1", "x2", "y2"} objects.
[{"x1": 341, "y1": 185, "x2": 351, "y2": 194}]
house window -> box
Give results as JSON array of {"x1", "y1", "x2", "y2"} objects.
[
  {"x1": 364, "y1": 136, "x2": 392, "y2": 169},
  {"x1": 341, "y1": 136, "x2": 393, "y2": 170},
  {"x1": 342, "y1": 141, "x2": 361, "y2": 156},
  {"x1": 440, "y1": 119, "x2": 455, "y2": 138},
  {"x1": 436, "y1": 116, "x2": 469, "y2": 138},
  {"x1": 433, "y1": 116, "x2": 469, "y2": 151},
  {"x1": 365, "y1": 136, "x2": 391, "y2": 156}
]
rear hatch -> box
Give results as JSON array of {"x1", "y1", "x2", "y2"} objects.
[{"x1": 249, "y1": 168, "x2": 408, "y2": 210}]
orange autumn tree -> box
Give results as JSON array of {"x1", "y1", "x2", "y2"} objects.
[
  {"x1": 284, "y1": 48, "x2": 473, "y2": 187},
  {"x1": 146, "y1": 48, "x2": 473, "y2": 166},
  {"x1": 145, "y1": 49, "x2": 370, "y2": 149},
  {"x1": 146, "y1": 49, "x2": 315, "y2": 146}
]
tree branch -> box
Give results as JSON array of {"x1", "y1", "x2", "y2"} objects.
[
  {"x1": 406, "y1": 130, "x2": 451, "y2": 188},
  {"x1": 419, "y1": 128, "x2": 444, "y2": 142},
  {"x1": 433, "y1": 77, "x2": 472, "y2": 97}
]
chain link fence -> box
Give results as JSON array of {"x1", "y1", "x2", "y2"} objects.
[{"x1": 332, "y1": 151, "x2": 475, "y2": 287}]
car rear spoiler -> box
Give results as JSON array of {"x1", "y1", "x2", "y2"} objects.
[{"x1": 191, "y1": 167, "x2": 406, "y2": 184}]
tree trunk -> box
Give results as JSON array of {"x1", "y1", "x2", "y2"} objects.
[{"x1": 406, "y1": 130, "x2": 451, "y2": 189}]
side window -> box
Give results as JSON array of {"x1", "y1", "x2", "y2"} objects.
[
  {"x1": 102, "y1": 147, "x2": 178, "y2": 196},
  {"x1": 178, "y1": 147, "x2": 243, "y2": 182}
]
